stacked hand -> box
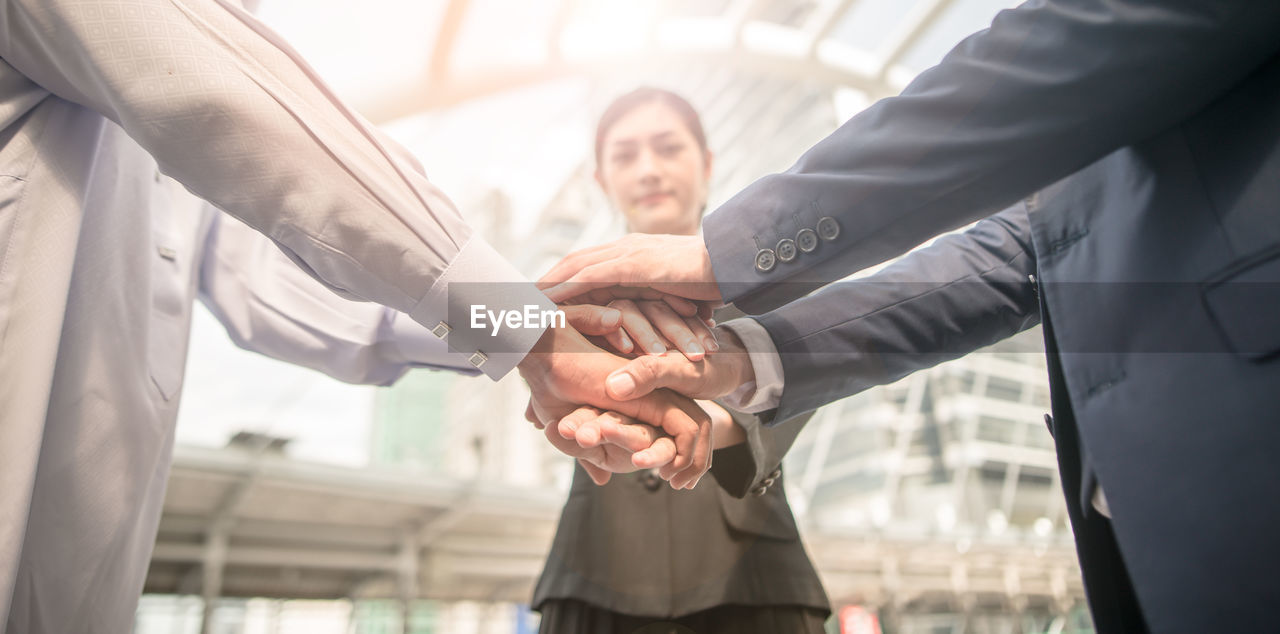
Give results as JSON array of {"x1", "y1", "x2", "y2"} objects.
[
  {"x1": 520, "y1": 234, "x2": 761, "y2": 489},
  {"x1": 518, "y1": 304, "x2": 716, "y2": 489}
]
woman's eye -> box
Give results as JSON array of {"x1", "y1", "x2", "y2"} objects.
[
  {"x1": 611, "y1": 152, "x2": 636, "y2": 165},
  {"x1": 658, "y1": 144, "x2": 684, "y2": 157}
]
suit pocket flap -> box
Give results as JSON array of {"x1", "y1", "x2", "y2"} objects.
[
  {"x1": 1203, "y1": 248, "x2": 1280, "y2": 361},
  {"x1": 715, "y1": 483, "x2": 799, "y2": 541}
]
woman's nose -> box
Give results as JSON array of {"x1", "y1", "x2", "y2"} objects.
[{"x1": 636, "y1": 149, "x2": 660, "y2": 177}]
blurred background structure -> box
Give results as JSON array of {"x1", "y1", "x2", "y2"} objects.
[{"x1": 142, "y1": 1, "x2": 1096, "y2": 632}]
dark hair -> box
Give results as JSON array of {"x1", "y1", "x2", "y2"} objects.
[{"x1": 594, "y1": 87, "x2": 708, "y2": 165}]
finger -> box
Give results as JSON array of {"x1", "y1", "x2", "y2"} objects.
[
  {"x1": 527, "y1": 397, "x2": 556, "y2": 431},
  {"x1": 685, "y1": 315, "x2": 719, "y2": 353},
  {"x1": 585, "y1": 287, "x2": 666, "y2": 304},
  {"x1": 557, "y1": 406, "x2": 602, "y2": 442},
  {"x1": 524, "y1": 399, "x2": 542, "y2": 429},
  {"x1": 659, "y1": 293, "x2": 701, "y2": 317},
  {"x1": 579, "y1": 459, "x2": 612, "y2": 485},
  {"x1": 544, "y1": 259, "x2": 657, "y2": 303},
  {"x1": 698, "y1": 302, "x2": 716, "y2": 323},
  {"x1": 675, "y1": 406, "x2": 714, "y2": 489},
  {"x1": 624, "y1": 391, "x2": 693, "y2": 474},
  {"x1": 653, "y1": 391, "x2": 711, "y2": 488},
  {"x1": 547, "y1": 285, "x2": 695, "y2": 308},
  {"x1": 605, "y1": 354, "x2": 697, "y2": 401},
  {"x1": 612, "y1": 299, "x2": 667, "y2": 356},
  {"x1": 602, "y1": 328, "x2": 634, "y2": 355},
  {"x1": 639, "y1": 301, "x2": 705, "y2": 361},
  {"x1": 632, "y1": 437, "x2": 677, "y2": 469},
  {"x1": 544, "y1": 418, "x2": 603, "y2": 463},
  {"x1": 537, "y1": 244, "x2": 624, "y2": 287},
  {"x1": 560, "y1": 304, "x2": 622, "y2": 336},
  {"x1": 593, "y1": 413, "x2": 663, "y2": 453},
  {"x1": 575, "y1": 418, "x2": 603, "y2": 448}
]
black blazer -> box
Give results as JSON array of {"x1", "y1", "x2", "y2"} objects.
[
  {"x1": 701, "y1": 1, "x2": 1280, "y2": 631},
  {"x1": 531, "y1": 403, "x2": 829, "y2": 618}
]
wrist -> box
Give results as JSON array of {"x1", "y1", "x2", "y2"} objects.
[
  {"x1": 712, "y1": 325, "x2": 755, "y2": 389},
  {"x1": 517, "y1": 324, "x2": 558, "y2": 376},
  {"x1": 701, "y1": 401, "x2": 745, "y2": 449}
]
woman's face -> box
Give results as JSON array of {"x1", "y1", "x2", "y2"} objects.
[{"x1": 595, "y1": 101, "x2": 712, "y2": 236}]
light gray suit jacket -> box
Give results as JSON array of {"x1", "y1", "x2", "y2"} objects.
[{"x1": 701, "y1": 1, "x2": 1280, "y2": 631}]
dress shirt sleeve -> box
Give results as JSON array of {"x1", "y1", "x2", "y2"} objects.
[
  {"x1": 703, "y1": 0, "x2": 1280, "y2": 312},
  {"x1": 199, "y1": 211, "x2": 480, "y2": 386},
  {"x1": 717, "y1": 319, "x2": 785, "y2": 413},
  {"x1": 0, "y1": 0, "x2": 550, "y2": 378}
]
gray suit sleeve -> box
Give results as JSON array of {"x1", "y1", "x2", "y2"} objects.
[
  {"x1": 709, "y1": 406, "x2": 810, "y2": 498},
  {"x1": 759, "y1": 204, "x2": 1039, "y2": 422},
  {"x1": 703, "y1": 0, "x2": 1280, "y2": 312}
]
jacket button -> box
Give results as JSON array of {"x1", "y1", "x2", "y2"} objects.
[
  {"x1": 796, "y1": 228, "x2": 819, "y2": 253},
  {"x1": 776, "y1": 238, "x2": 797, "y2": 262},
  {"x1": 817, "y1": 216, "x2": 841, "y2": 241},
  {"x1": 751, "y1": 485, "x2": 768, "y2": 497},
  {"x1": 754, "y1": 249, "x2": 777, "y2": 272}
]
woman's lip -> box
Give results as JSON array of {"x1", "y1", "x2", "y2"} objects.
[{"x1": 636, "y1": 193, "x2": 672, "y2": 206}]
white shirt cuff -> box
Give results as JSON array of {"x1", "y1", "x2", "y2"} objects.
[
  {"x1": 408, "y1": 237, "x2": 553, "y2": 380},
  {"x1": 386, "y1": 312, "x2": 481, "y2": 376},
  {"x1": 717, "y1": 318, "x2": 785, "y2": 413}
]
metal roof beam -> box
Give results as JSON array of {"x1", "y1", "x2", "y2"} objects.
[
  {"x1": 427, "y1": 0, "x2": 472, "y2": 83},
  {"x1": 874, "y1": 0, "x2": 949, "y2": 79}
]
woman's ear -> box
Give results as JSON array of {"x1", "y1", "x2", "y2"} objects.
[
  {"x1": 593, "y1": 167, "x2": 607, "y2": 193},
  {"x1": 702, "y1": 150, "x2": 714, "y2": 182}
]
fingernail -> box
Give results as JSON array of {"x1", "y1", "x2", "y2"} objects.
[
  {"x1": 619, "y1": 332, "x2": 632, "y2": 352},
  {"x1": 602, "y1": 309, "x2": 621, "y2": 329},
  {"x1": 607, "y1": 372, "x2": 636, "y2": 397},
  {"x1": 703, "y1": 337, "x2": 719, "y2": 352},
  {"x1": 686, "y1": 342, "x2": 705, "y2": 357},
  {"x1": 649, "y1": 342, "x2": 667, "y2": 355}
]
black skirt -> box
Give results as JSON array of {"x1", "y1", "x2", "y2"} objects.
[{"x1": 536, "y1": 599, "x2": 828, "y2": 634}]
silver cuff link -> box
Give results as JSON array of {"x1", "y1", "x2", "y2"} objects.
[{"x1": 431, "y1": 321, "x2": 451, "y2": 339}]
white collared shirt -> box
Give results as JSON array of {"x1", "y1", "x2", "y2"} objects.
[{"x1": 0, "y1": 1, "x2": 546, "y2": 629}]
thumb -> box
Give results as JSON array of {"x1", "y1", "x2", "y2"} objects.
[
  {"x1": 604, "y1": 354, "x2": 688, "y2": 400},
  {"x1": 560, "y1": 304, "x2": 623, "y2": 336}
]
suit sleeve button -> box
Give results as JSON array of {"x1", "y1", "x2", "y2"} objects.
[
  {"x1": 754, "y1": 249, "x2": 777, "y2": 272},
  {"x1": 776, "y1": 238, "x2": 797, "y2": 262},
  {"x1": 751, "y1": 485, "x2": 768, "y2": 497},
  {"x1": 796, "y1": 228, "x2": 818, "y2": 253},
  {"x1": 817, "y1": 216, "x2": 841, "y2": 241}
]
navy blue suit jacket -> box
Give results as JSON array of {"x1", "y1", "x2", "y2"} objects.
[{"x1": 701, "y1": 1, "x2": 1280, "y2": 631}]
